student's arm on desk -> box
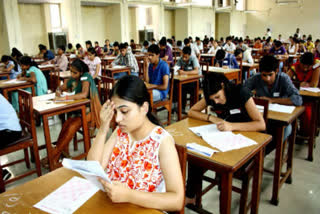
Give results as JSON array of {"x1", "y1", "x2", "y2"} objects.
[
  {"x1": 188, "y1": 98, "x2": 223, "y2": 123},
  {"x1": 2, "y1": 64, "x2": 14, "y2": 72},
  {"x1": 18, "y1": 71, "x2": 37, "y2": 83},
  {"x1": 226, "y1": 97, "x2": 266, "y2": 132},
  {"x1": 178, "y1": 67, "x2": 198, "y2": 75},
  {"x1": 100, "y1": 135, "x2": 184, "y2": 211},
  {"x1": 56, "y1": 81, "x2": 90, "y2": 101},
  {"x1": 301, "y1": 67, "x2": 320, "y2": 87}
]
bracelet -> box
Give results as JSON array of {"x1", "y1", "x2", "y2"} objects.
[{"x1": 207, "y1": 114, "x2": 211, "y2": 121}]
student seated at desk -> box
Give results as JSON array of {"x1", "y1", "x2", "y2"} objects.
[
  {"x1": 287, "y1": 52, "x2": 320, "y2": 137},
  {"x1": 237, "y1": 39, "x2": 249, "y2": 52},
  {"x1": 194, "y1": 37, "x2": 203, "y2": 53},
  {"x1": 45, "y1": 45, "x2": 68, "y2": 72},
  {"x1": 94, "y1": 41, "x2": 102, "y2": 56},
  {"x1": 103, "y1": 39, "x2": 112, "y2": 54},
  {"x1": 11, "y1": 47, "x2": 23, "y2": 62},
  {"x1": 50, "y1": 59, "x2": 101, "y2": 166},
  {"x1": 214, "y1": 49, "x2": 239, "y2": 69},
  {"x1": 111, "y1": 41, "x2": 120, "y2": 56},
  {"x1": 304, "y1": 36, "x2": 315, "y2": 52},
  {"x1": 177, "y1": 40, "x2": 183, "y2": 50},
  {"x1": 87, "y1": 75, "x2": 184, "y2": 211},
  {"x1": 85, "y1": 40, "x2": 93, "y2": 52},
  {"x1": 175, "y1": 46, "x2": 201, "y2": 112},
  {"x1": 185, "y1": 72, "x2": 266, "y2": 205},
  {"x1": 110, "y1": 43, "x2": 139, "y2": 79},
  {"x1": 245, "y1": 55, "x2": 302, "y2": 153},
  {"x1": 263, "y1": 37, "x2": 273, "y2": 51},
  {"x1": 223, "y1": 36, "x2": 237, "y2": 54},
  {"x1": 184, "y1": 38, "x2": 200, "y2": 60},
  {"x1": 269, "y1": 40, "x2": 287, "y2": 56},
  {"x1": 130, "y1": 39, "x2": 137, "y2": 50},
  {"x1": 39, "y1": 45, "x2": 55, "y2": 60},
  {"x1": 0, "y1": 55, "x2": 22, "y2": 79},
  {"x1": 76, "y1": 43, "x2": 85, "y2": 58},
  {"x1": 146, "y1": 45, "x2": 170, "y2": 102},
  {"x1": 208, "y1": 40, "x2": 221, "y2": 55},
  {"x1": 253, "y1": 37, "x2": 263, "y2": 51},
  {"x1": 0, "y1": 94, "x2": 22, "y2": 181},
  {"x1": 66, "y1": 43, "x2": 76, "y2": 54},
  {"x1": 159, "y1": 37, "x2": 173, "y2": 67},
  {"x1": 234, "y1": 48, "x2": 254, "y2": 81},
  {"x1": 84, "y1": 47, "x2": 101, "y2": 80},
  {"x1": 288, "y1": 37, "x2": 299, "y2": 55},
  {"x1": 141, "y1": 40, "x2": 149, "y2": 53}
]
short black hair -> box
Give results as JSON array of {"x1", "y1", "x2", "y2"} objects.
[
  {"x1": 300, "y1": 52, "x2": 314, "y2": 65},
  {"x1": 307, "y1": 36, "x2": 312, "y2": 41},
  {"x1": 130, "y1": 39, "x2": 134, "y2": 43},
  {"x1": 39, "y1": 45, "x2": 47, "y2": 51},
  {"x1": 76, "y1": 43, "x2": 81, "y2": 49},
  {"x1": 58, "y1": 45, "x2": 66, "y2": 52},
  {"x1": 184, "y1": 38, "x2": 190, "y2": 45},
  {"x1": 159, "y1": 38, "x2": 167, "y2": 46},
  {"x1": 85, "y1": 40, "x2": 92, "y2": 46},
  {"x1": 119, "y1": 43, "x2": 126, "y2": 50},
  {"x1": 234, "y1": 48, "x2": 243, "y2": 57},
  {"x1": 226, "y1": 36, "x2": 232, "y2": 41},
  {"x1": 124, "y1": 42, "x2": 129, "y2": 47},
  {"x1": 259, "y1": 55, "x2": 279, "y2": 73},
  {"x1": 215, "y1": 49, "x2": 226, "y2": 61},
  {"x1": 95, "y1": 41, "x2": 99, "y2": 45},
  {"x1": 143, "y1": 40, "x2": 149, "y2": 47},
  {"x1": 177, "y1": 40, "x2": 182, "y2": 46},
  {"x1": 113, "y1": 41, "x2": 119, "y2": 47},
  {"x1": 196, "y1": 37, "x2": 200, "y2": 41},
  {"x1": 148, "y1": 44, "x2": 160, "y2": 55},
  {"x1": 274, "y1": 40, "x2": 282, "y2": 48},
  {"x1": 68, "y1": 43, "x2": 73, "y2": 49},
  {"x1": 182, "y1": 46, "x2": 191, "y2": 55},
  {"x1": 87, "y1": 47, "x2": 96, "y2": 55}
]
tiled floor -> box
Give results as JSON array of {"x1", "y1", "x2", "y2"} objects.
[{"x1": 2, "y1": 112, "x2": 320, "y2": 214}]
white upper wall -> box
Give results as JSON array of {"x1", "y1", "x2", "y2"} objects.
[{"x1": 246, "y1": 0, "x2": 320, "y2": 39}]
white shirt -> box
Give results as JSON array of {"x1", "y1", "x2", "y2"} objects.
[
  {"x1": 242, "y1": 49, "x2": 254, "y2": 65},
  {"x1": 237, "y1": 44, "x2": 248, "y2": 52},
  {"x1": 190, "y1": 43, "x2": 200, "y2": 57},
  {"x1": 0, "y1": 94, "x2": 21, "y2": 131},
  {"x1": 266, "y1": 31, "x2": 272, "y2": 37},
  {"x1": 194, "y1": 42, "x2": 203, "y2": 51},
  {"x1": 288, "y1": 44, "x2": 297, "y2": 54},
  {"x1": 223, "y1": 42, "x2": 236, "y2": 52},
  {"x1": 208, "y1": 46, "x2": 221, "y2": 55},
  {"x1": 84, "y1": 56, "x2": 101, "y2": 76}
]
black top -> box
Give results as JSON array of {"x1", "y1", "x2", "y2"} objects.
[{"x1": 208, "y1": 84, "x2": 252, "y2": 122}]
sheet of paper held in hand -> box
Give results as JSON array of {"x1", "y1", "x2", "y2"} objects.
[
  {"x1": 189, "y1": 124, "x2": 257, "y2": 152},
  {"x1": 34, "y1": 176, "x2": 99, "y2": 214},
  {"x1": 62, "y1": 158, "x2": 112, "y2": 191}
]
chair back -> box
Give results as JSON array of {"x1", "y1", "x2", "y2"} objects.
[
  {"x1": 253, "y1": 97, "x2": 269, "y2": 127},
  {"x1": 49, "y1": 69, "x2": 60, "y2": 92},
  {"x1": 18, "y1": 89, "x2": 36, "y2": 138},
  {"x1": 168, "y1": 68, "x2": 175, "y2": 105},
  {"x1": 99, "y1": 76, "x2": 115, "y2": 103}
]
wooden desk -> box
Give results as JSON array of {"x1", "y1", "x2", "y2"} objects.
[
  {"x1": 33, "y1": 58, "x2": 45, "y2": 64},
  {"x1": 145, "y1": 83, "x2": 157, "y2": 108},
  {"x1": 166, "y1": 118, "x2": 272, "y2": 214},
  {"x1": 174, "y1": 74, "x2": 202, "y2": 121},
  {"x1": 135, "y1": 54, "x2": 148, "y2": 79},
  {"x1": 200, "y1": 54, "x2": 215, "y2": 66},
  {"x1": 59, "y1": 70, "x2": 72, "y2": 82},
  {"x1": 105, "y1": 66, "x2": 131, "y2": 78},
  {"x1": 33, "y1": 94, "x2": 91, "y2": 171},
  {"x1": 208, "y1": 67, "x2": 241, "y2": 84},
  {"x1": 101, "y1": 56, "x2": 116, "y2": 65},
  {"x1": 0, "y1": 70, "x2": 10, "y2": 79},
  {"x1": 0, "y1": 79, "x2": 35, "y2": 99},
  {"x1": 242, "y1": 63, "x2": 259, "y2": 80},
  {"x1": 0, "y1": 167, "x2": 162, "y2": 214},
  {"x1": 267, "y1": 106, "x2": 305, "y2": 205},
  {"x1": 299, "y1": 89, "x2": 320, "y2": 161}
]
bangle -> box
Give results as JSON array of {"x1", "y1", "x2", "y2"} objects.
[{"x1": 207, "y1": 114, "x2": 211, "y2": 121}]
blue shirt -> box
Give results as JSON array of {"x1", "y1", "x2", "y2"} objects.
[
  {"x1": 44, "y1": 50, "x2": 55, "y2": 60},
  {"x1": 0, "y1": 94, "x2": 21, "y2": 131},
  {"x1": 148, "y1": 59, "x2": 170, "y2": 100},
  {"x1": 7, "y1": 60, "x2": 22, "y2": 79},
  {"x1": 214, "y1": 53, "x2": 239, "y2": 69}
]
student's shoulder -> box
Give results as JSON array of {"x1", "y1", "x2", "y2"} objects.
[{"x1": 80, "y1": 72, "x2": 92, "y2": 81}]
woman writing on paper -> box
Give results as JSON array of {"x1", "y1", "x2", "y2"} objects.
[
  {"x1": 185, "y1": 72, "x2": 266, "y2": 205},
  {"x1": 87, "y1": 75, "x2": 184, "y2": 212}
]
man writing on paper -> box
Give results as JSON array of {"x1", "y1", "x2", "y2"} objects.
[{"x1": 245, "y1": 55, "x2": 302, "y2": 153}]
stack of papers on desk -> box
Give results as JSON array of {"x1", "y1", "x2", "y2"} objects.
[
  {"x1": 112, "y1": 65, "x2": 126, "y2": 69},
  {"x1": 189, "y1": 124, "x2": 257, "y2": 152},
  {"x1": 269, "y1": 104, "x2": 295, "y2": 114},
  {"x1": 62, "y1": 159, "x2": 111, "y2": 191},
  {"x1": 3, "y1": 79, "x2": 27, "y2": 84},
  {"x1": 186, "y1": 143, "x2": 218, "y2": 157},
  {"x1": 34, "y1": 176, "x2": 99, "y2": 214},
  {"x1": 39, "y1": 64, "x2": 54, "y2": 68},
  {"x1": 300, "y1": 87, "x2": 320, "y2": 93}
]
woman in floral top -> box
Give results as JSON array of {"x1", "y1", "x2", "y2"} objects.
[{"x1": 87, "y1": 75, "x2": 184, "y2": 211}]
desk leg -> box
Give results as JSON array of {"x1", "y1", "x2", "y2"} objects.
[
  {"x1": 194, "y1": 80, "x2": 199, "y2": 106},
  {"x1": 178, "y1": 82, "x2": 182, "y2": 121},
  {"x1": 271, "y1": 126, "x2": 284, "y2": 205},
  {"x1": 307, "y1": 100, "x2": 318, "y2": 161},
  {"x1": 220, "y1": 172, "x2": 232, "y2": 214},
  {"x1": 3, "y1": 89, "x2": 8, "y2": 100},
  {"x1": 81, "y1": 106, "x2": 90, "y2": 153},
  {"x1": 31, "y1": 85, "x2": 36, "y2": 97},
  {"x1": 42, "y1": 115, "x2": 55, "y2": 171},
  {"x1": 251, "y1": 149, "x2": 264, "y2": 214},
  {"x1": 286, "y1": 119, "x2": 297, "y2": 184},
  {"x1": 149, "y1": 91, "x2": 153, "y2": 110}
]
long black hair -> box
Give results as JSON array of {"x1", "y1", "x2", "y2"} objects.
[
  {"x1": 110, "y1": 75, "x2": 161, "y2": 126},
  {"x1": 1, "y1": 55, "x2": 19, "y2": 72},
  {"x1": 71, "y1": 59, "x2": 89, "y2": 75},
  {"x1": 19, "y1": 56, "x2": 39, "y2": 69},
  {"x1": 203, "y1": 72, "x2": 233, "y2": 107},
  {"x1": 11, "y1": 48, "x2": 23, "y2": 60}
]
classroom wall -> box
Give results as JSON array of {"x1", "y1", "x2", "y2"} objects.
[
  {"x1": 215, "y1": 12, "x2": 230, "y2": 39},
  {"x1": 105, "y1": 4, "x2": 122, "y2": 42},
  {"x1": 164, "y1": 10, "x2": 175, "y2": 38},
  {"x1": 18, "y1": 3, "x2": 48, "y2": 55},
  {"x1": 174, "y1": 8, "x2": 188, "y2": 41},
  {"x1": 190, "y1": 7, "x2": 215, "y2": 39},
  {"x1": 0, "y1": 1, "x2": 9, "y2": 55},
  {"x1": 128, "y1": 7, "x2": 138, "y2": 42},
  {"x1": 81, "y1": 5, "x2": 109, "y2": 46},
  {"x1": 230, "y1": 10, "x2": 247, "y2": 38},
  {"x1": 246, "y1": 0, "x2": 320, "y2": 39}
]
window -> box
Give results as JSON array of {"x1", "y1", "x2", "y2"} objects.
[
  {"x1": 236, "y1": 0, "x2": 245, "y2": 11},
  {"x1": 50, "y1": 4, "x2": 62, "y2": 32},
  {"x1": 192, "y1": 0, "x2": 212, "y2": 6}
]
